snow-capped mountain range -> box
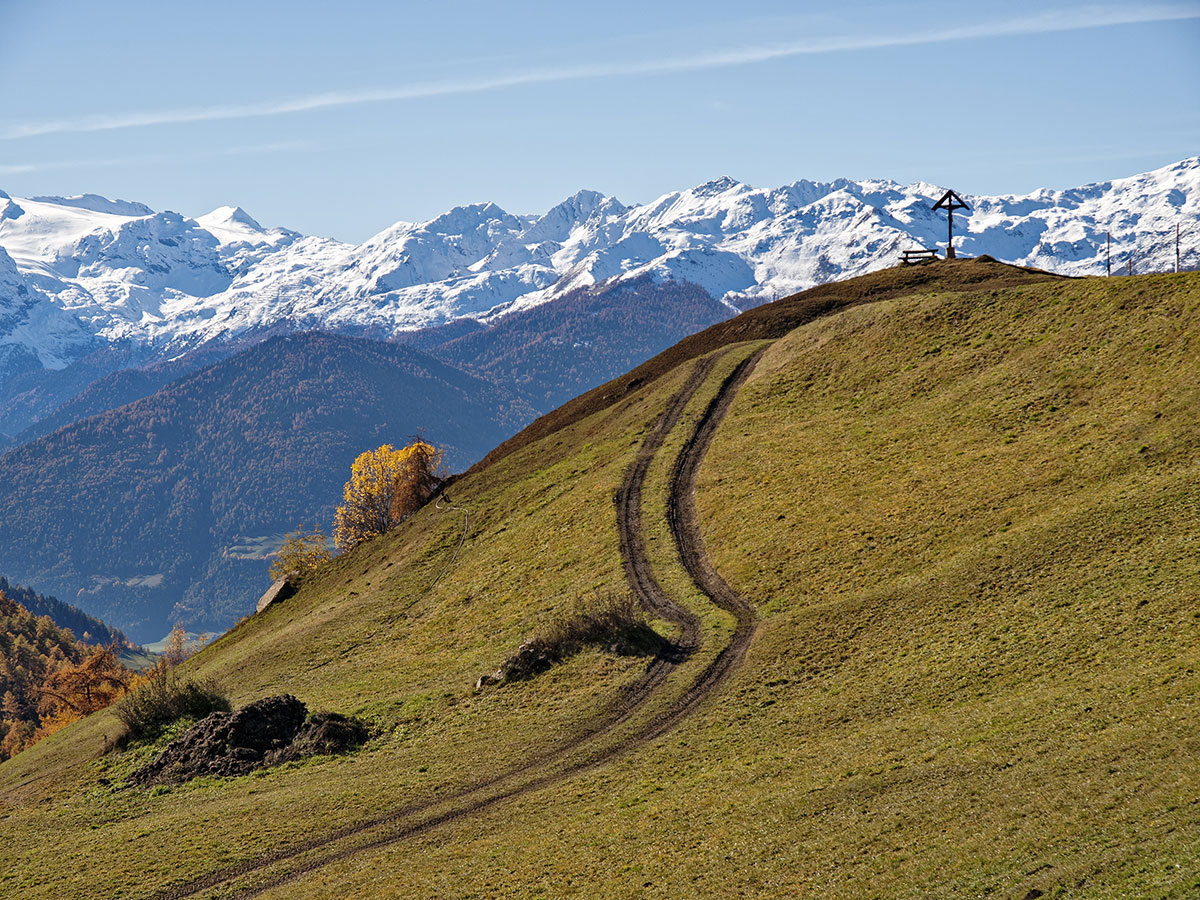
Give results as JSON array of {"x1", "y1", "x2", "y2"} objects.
[{"x1": 1, "y1": 157, "x2": 1196, "y2": 379}]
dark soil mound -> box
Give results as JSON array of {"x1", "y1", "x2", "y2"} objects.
[
  {"x1": 133, "y1": 695, "x2": 370, "y2": 785},
  {"x1": 477, "y1": 594, "x2": 666, "y2": 688},
  {"x1": 132, "y1": 695, "x2": 303, "y2": 785},
  {"x1": 496, "y1": 639, "x2": 557, "y2": 681},
  {"x1": 273, "y1": 712, "x2": 369, "y2": 763}
]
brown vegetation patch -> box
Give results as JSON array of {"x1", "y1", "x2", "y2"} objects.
[{"x1": 478, "y1": 593, "x2": 666, "y2": 687}]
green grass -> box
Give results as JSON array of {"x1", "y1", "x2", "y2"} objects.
[
  {"x1": 692, "y1": 270, "x2": 1200, "y2": 898},
  {"x1": 2, "y1": 264, "x2": 1198, "y2": 900}
]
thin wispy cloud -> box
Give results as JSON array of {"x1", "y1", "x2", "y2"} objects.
[
  {"x1": 0, "y1": 141, "x2": 314, "y2": 176},
  {"x1": 3, "y1": 4, "x2": 1195, "y2": 142}
]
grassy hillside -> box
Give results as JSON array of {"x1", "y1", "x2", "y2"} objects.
[
  {"x1": 690, "y1": 270, "x2": 1200, "y2": 897},
  {"x1": 1, "y1": 262, "x2": 1196, "y2": 899},
  {"x1": 472, "y1": 255, "x2": 1066, "y2": 472}
]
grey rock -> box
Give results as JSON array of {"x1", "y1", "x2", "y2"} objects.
[{"x1": 256, "y1": 575, "x2": 297, "y2": 613}]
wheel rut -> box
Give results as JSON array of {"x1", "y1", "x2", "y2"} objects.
[{"x1": 146, "y1": 345, "x2": 766, "y2": 900}]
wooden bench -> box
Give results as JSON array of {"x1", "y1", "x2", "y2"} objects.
[{"x1": 901, "y1": 249, "x2": 940, "y2": 265}]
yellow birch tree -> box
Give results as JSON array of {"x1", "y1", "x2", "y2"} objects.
[{"x1": 333, "y1": 441, "x2": 445, "y2": 552}]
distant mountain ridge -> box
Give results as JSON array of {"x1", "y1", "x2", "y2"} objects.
[{"x1": 0, "y1": 158, "x2": 1195, "y2": 387}]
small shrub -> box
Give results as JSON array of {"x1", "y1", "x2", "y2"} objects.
[
  {"x1": 159, "y1": 624, "x2": 195, "y2": 666},
  {"x1": 269, "y1": 525, "x2": 332, "y2": 582},
  {"x1": 114, "y1": 671, "x2": 229, "y2": 745},
  {"x1": 496, "y1": 592, "x2": 664, "y2": 683}
]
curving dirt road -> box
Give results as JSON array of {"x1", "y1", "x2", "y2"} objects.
[{"x1": 145, "y1": 344, "x2": 765, "y2": 900}]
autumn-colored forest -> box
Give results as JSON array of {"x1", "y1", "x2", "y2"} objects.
[{"x1": 0, "y1": 591, "x2": 131, "y2": 761}]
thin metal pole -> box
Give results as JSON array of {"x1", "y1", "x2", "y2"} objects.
[
  {"x1": 1178, "y1": 223, "x2": 1181, "y2": 274},
  {"x1": 1106, "y1": 231, "x2": 1111, "y2": 276}
]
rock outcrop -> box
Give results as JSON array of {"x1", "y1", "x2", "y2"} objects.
[{"x1": 255, "y1": 575, "x2": 297, "y2": 613}]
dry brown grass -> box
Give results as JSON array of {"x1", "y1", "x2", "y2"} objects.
[{"x1": 495, "y1": 593, "x2": 665, "y2": 682}]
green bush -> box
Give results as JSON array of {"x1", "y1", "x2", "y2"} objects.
[{"x1": 114, "y1": 671, "x2": 230, "y2": 744}]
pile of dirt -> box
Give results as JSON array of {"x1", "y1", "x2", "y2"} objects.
[
  {"x1": 132, "y1": 695, "x2": 366, "y2": 786},
  {"x1": 477, "y1": 639, "x2": 556, "y2": 688},
  {"x1": 273, "y1": 712, "x2": 368, "y2": 763}
]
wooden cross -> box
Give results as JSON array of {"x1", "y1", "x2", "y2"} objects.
[{"x1": 932, "y1": 189, "x2": 970, "y2": 259}]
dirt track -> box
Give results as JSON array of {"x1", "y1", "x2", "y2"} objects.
[{"x1": 146, "y1": 345, "x2": 764, "y2": 900}]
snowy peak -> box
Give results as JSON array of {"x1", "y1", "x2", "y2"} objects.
[
  {"x1": 425, "y1": 201, "x2": 520, "y2": 236},
  {"x1": 198, "y1": 205, "x2": 264, "y2": 232},
  {"x1": 692, "y1": 175, "x2": 743, "y2": 197},
  {"x1": 526, "y1": 189, "x2": 614, "y2": 242},
  {"x1": 31, "y1": 193, "x2": 155, "y2": 217},
  {"x1": 0, "y1": 157, "x2": 1196, "y2": 374},
  {"x1": 192, "y1": 205, "x2": 298, "y2": 251}
]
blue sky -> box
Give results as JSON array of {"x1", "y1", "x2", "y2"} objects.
[{"x1": 1, "y1": 0, "x2": 1197, "y2": 241}]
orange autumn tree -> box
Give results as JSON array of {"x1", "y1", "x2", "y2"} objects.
[
  {"x1": 36, "y1": 645, "x2": 132, "y2": 739},
  {"x1": 333, "y1": 440, "x2": 445, "y2": 552},
  {"x1": 0, "y1": 588, "x2": 139, "y2": 759},
  {"x1": 389, "y1": 439, "x2": 444, "y2": 522}
]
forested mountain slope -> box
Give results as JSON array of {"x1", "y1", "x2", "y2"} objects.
[
  {"x1": 0, "y1": 332, "x2": 531, "y2": 641},
  {"x1": 0, "y1": 576, "x2": 129, "y2": 648},
  {"x1": 3, "y1": 342, "x2": 238, "y2": 445},
  {"x1": 410, "y1": 275, "x2": 731, "y2": 410}
]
